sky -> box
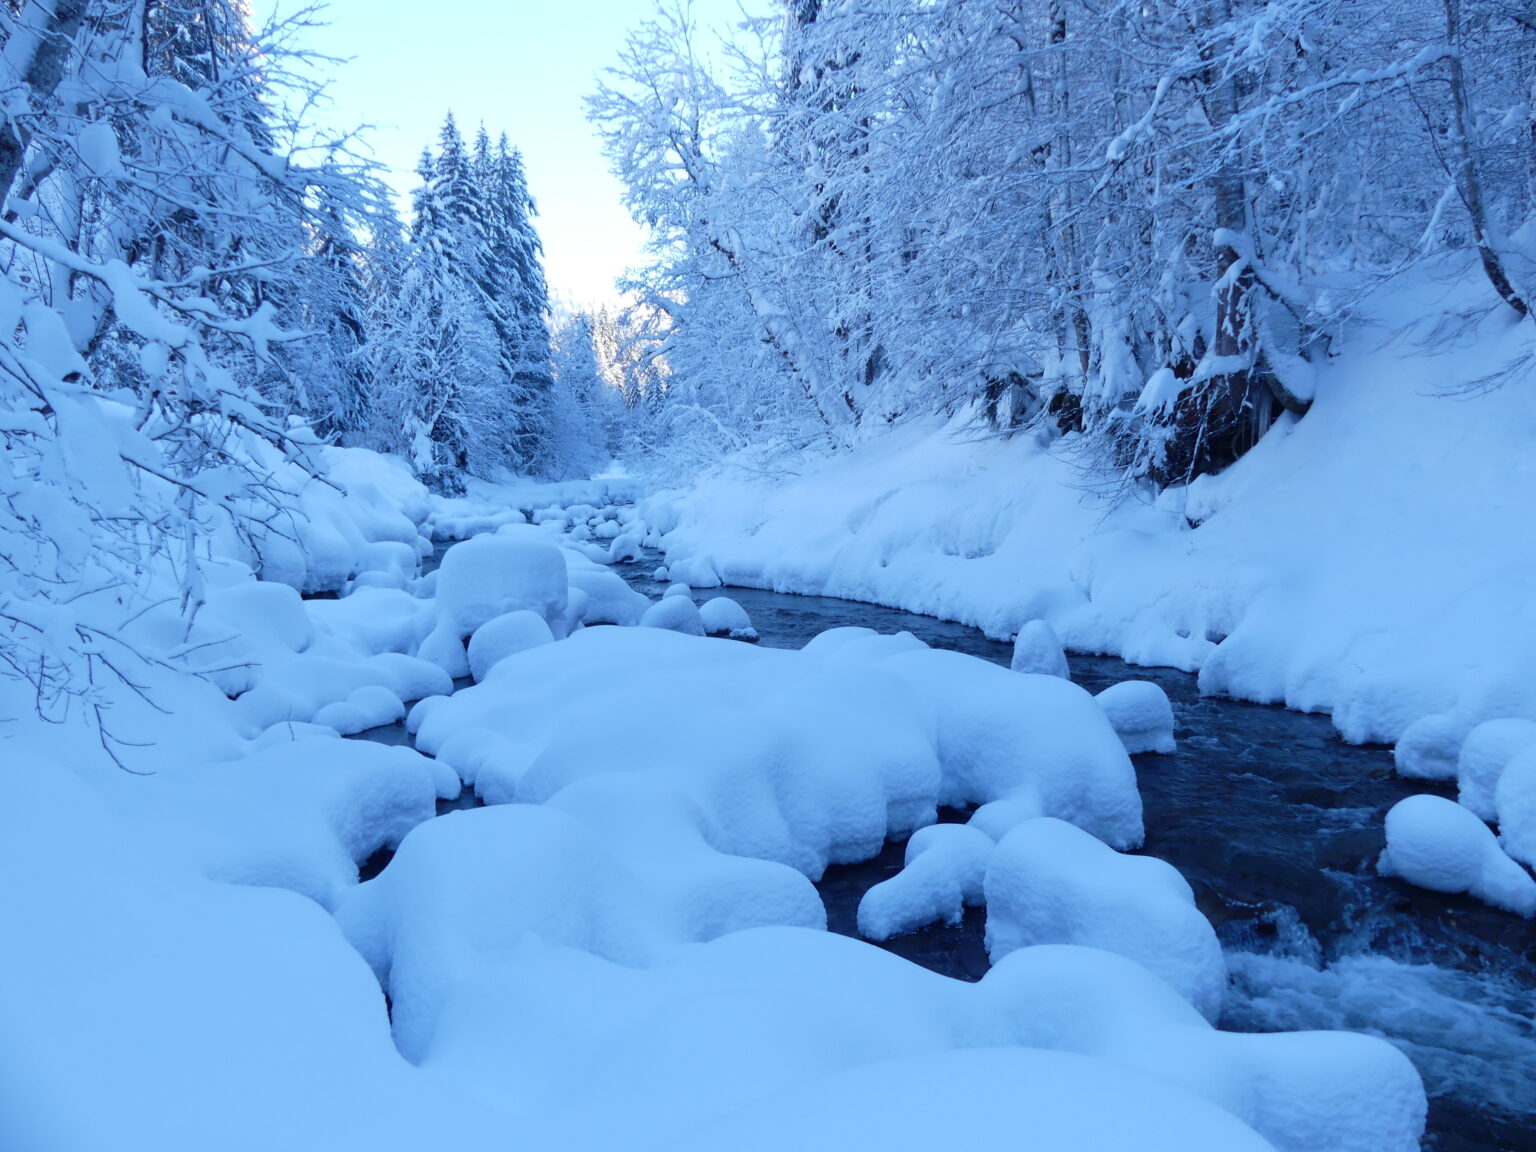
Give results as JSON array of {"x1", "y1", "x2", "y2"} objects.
[{"x1": 291, "y1": 0, "x2": 757, "y2": 309}]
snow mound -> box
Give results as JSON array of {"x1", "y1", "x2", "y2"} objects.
[
  {"x1": 0, "y1": 762, "x2": 506, "y2": 1152},
  {"x1": 672, "y1": 1048, "x2": 1279, "y2": 1152},
  {"x1": 313, "y1": 685, "x2": 406, "y2": 736},
  {"x1": 434, "y1": 530, "x2": 568, "y2": 637},
  {"x1": 467, "y1": 610, "x2": 554, "y2": 682},
  {"x1": 414, "y1": 926, "x2": 1421, "y2": 1152},
  {"x1": 1393, "y1": 714, "x2": 1465, "y2": 781},
  {"x1": 1457, "y1": 719, "x2": 1536, "y2": 821},
  {"x1": 1011, "y1": 618, "x2": 1070, "y2": 677},
  {"x1": 566, "y1": 563, "x2": 651, "y2": 626},
  {"x1": 1096, "y1": 679, "x2": 1177, "y2": 754},
  {"x1": 663, "y1": 581, "x2": 692, "y2": 598},
  {"x1": 699, "y1": 595, "x2": 757, "y2": 639},
  {"x1": 1378, "y1": 795, "x2": 1535, "y2": 917},
  {"x1": 985, "y1": 817, "x2": 1227, "y2": 1021},
  {"x1": 667, "y1": 554, "x2": 722, "y2": 588},
  {"x1": 857, "y1": 823, "x2": 993, "y2": 940},
  {"x1": 640, "y1": 595, "x2": 706, "y2": 636},
  {"x1": 336, "y1": 799, "x2": 824, "y2": 1062},
  {"x1": 1494, "y1": 748, "x2": 1536, "y2": 871}
]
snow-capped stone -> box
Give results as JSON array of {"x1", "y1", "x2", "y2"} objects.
[
  {"x1": 1392, "y1": 713, "x2": 1465, "y2": 780},
  {"x1": 468, "y1": 610, "x2": 555, "y2": 682},
  {"x1": 435, "y1": 530, "x2": 568, "y2": 637},
  {"x1": 663, "y1": 582, "x2": 692, "y2": 599},
  {"x1": 699, "y1": 596, "x2": 756, "y2": 640},
  {"x1": 857, "y1": 823, "x2": 994, "y2": 940},
  {"x1": 985, "y1": 817, "x2": 1226, "y2": 1021},
  {"x1": 1011, "y1": 619, "x2": 1070, "y2": 678},
  {"x1": 1378, "y1": 794, "x2": 1534, "y2": 916},
  {"x1": 1457, "y1": 719, "x2": 1536, "y2": 821},
  {"x1": 640, "y1": 596, "x2": 706, "y2": 636},
  {"x1": 1095, "y1": 680, "x2": 1177, "y2": 754},
  {"x1": 416, "y1": 622, "x2": 469, "y2": 680},
  {"x1": 566, "y1": 565, "x2": 650, "y2": 626},
  {"x1": 1494, "y1": 748, "x2": 1536, "y2": 872},
  {"x1": 313, "y1": 685, "x2": 405, "y2": 736}
]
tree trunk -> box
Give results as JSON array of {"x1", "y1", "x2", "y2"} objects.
[
  {"x1": 0, "y1": 0, "x2": 89, "y2": 205},
  {"x1": 1442, "y1": 0, "x2": 1528, "y2": 317}
]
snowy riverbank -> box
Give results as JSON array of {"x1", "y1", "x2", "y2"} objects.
[{"x1": 652, "y1": 267, "x2": 1536, "y2": 762}]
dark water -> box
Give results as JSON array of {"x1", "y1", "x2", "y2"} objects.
[{"x1": 614, "y1": 560, "x2": 1536, "y2": 1152}]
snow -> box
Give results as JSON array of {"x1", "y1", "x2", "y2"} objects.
[
  {"x1": 698, "y1": 594, "x2": 757, "y2": 639},
  {"x1": 1457, "y1": 718, "x2": 1536, "y2": 821},
  {"x1": 669, "y1": 1048, "x2": 1280, "y2": 1152},
  {"x1": 1096, "y1": 679, "x2": 1178, "y2": 754},
  {"x1": 639, "y1": 594, "x2": 707, "y2": 635},
  {"x1": 1377, "y1": 794, "x2": 1535, "y2": 917},
  {"x1": 646, "y1": 268, "x2": 1536, "y2": 753},
  {"x1": 857, "y1": 823, "x2": 993, "y2": 940},
  {"x1": 467, "y1": 609, "x2": 554, "y2": 681},
  {"x1": 985, "y1": 817, "x2": 1228, "y2": 1022},
  {"x1": 0, "y1": 762, "x2": 505, "y2": 1152},
  {"x1": 1494, "y1": 747, "x2": 1536, "y2": 870},
  {"x1": 1011, "y1": 618, "x2": 1070, "y2": 677},
  {"x1": 433, "y1": 529, "x2": 569, "y2": 637},
  {"x1": 0, "y1": 470, "x2": 1432, "y2": 1152}
]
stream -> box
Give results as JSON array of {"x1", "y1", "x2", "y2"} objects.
[
  {"x1": 610, "y1": 561, "x2": 1536, "y2": 1152},
  {"x1": 363, "y1": 540, "x2": 1536, "y2": 1152}
]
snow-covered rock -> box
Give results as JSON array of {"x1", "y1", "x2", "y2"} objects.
[
  {"x1": 434, "y1": 530, "x2": 568, "y2": 637},
  {"x1": 984, "y1": 817, "x2": 1226, "y2": 1021},
  {"x1": 667, "y1": 554, "x2": 722, "y2": 588},
  {"x1": 1457, "y1": 719, "x2": 1536, "y2": 821},
  {"x1": 699, "y1": 595, "x2": 757, "y2": 640},
  {"x1": 640, "y1": 595, "x2": 706, "y2": 636},
  {"x1": 467, "y1": 610, "x2": 555, "y2": 682},
  {"x1": 1393, "y1": 714, "x2": 1466, "y2": 781},
  {"x1": 313, "y1": 685, "x2": 406, "y2": 736},
  {"x1": 663, "y1": 581, "x2": 692, "y2": 598},
  {"x1": 1494, "y1": 748, "x2": 1536, "y2": 871},
  {"x1": 1011, "y1": 619, "x2": 1070, "y2": 678},
  {"x1": 566, "y1": 564, "x2": 650, "y2": 626},
  {"x1": 857, "y1": 823, "x2": 993, "y2": 940},
  {"x1": 1378, "y1": 794, "x2": 1535, "y2": 916},
  {"x1": 1095, "y1": 680, "x2": 1177, "y2": 754}
]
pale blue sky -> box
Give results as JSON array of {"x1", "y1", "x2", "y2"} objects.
[{"x1": 291, "y1": 0, "x2": 758, "y2": 307}]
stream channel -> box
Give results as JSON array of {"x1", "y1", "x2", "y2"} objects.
[{"x1": 363, "y1": 542, "x2": 1536, "y2": 1152}]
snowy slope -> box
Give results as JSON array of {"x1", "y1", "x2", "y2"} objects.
[{"x1": 656, "y1": 263, "x2": 1536, "y2": 750}]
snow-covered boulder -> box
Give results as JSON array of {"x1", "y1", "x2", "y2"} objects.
[
  {"x1": 1392, "y1": 713, "x2": 1466, "y2": 780},
  {"x1": 967, "y1": 797, "x2": 1042, "y2": 841},
  {"x1": 417, "y1": 623, "x2": 469, "y2": 679},
  {"x1": 468, "y1": 610, "x2": 555, "y2": 682},
  {"x1": 1378, "y1": 794, "x2": 1534, "y2": 916},
  {"x1": 857, "y1": 823, "x2": 993, "y2": 940},
  {"x1": 663, "y1": 582, "x2": 692, "y2": 599},
  {"x1": 1457, "y1": 719, "x2": 1536, "y2": 821},
  {"x1": 882, "y1": 647, "x2": 1142, "y2": 849},
  {"x1": 699, "y1": 595, "x2": 757, "y2": 640},
  {"x1": 984, "y1": 817, "x2": 1226, "y2": 1021},
  {"x1": 313, "y1": 685, "x2": 406, "y2": 736},
  {"x1": 607, "y1": 531, "x2": 645, "y2": 563},
  {"x1": 1494, "y1": 748, "x2": 1536, "y2": 871},
  {"x1": 336, "y1": 799, "x2": 824, "y2": 1062},
  {"x1": 668, "y1": 554, "x2": 723, "y2": 588},
  {"x1": 640, "y1": 595, "x2": 706, "y2": 636},
  {"x1": 434, "y1": 531, "x2": 568, "y2": 637},
  {"x1": 1011, "y1": 619, "x2": 1070, "y2": 678},
  {"x1": 566, "y1": 565, "x2": 651, "y2": 626},
  {"x1": 1095, "y1": 680, "x2": 1177, "y2": 754}
]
